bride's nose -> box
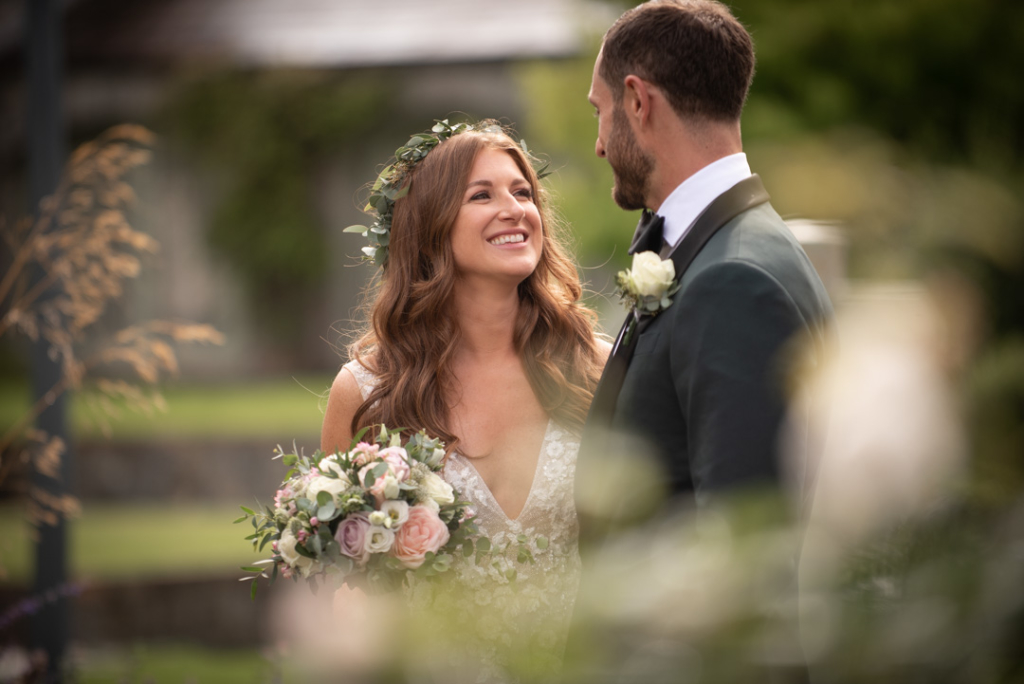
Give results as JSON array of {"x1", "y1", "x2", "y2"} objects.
[{"x1": 498, "y1": 192, "x2": 526, "y2": 221}]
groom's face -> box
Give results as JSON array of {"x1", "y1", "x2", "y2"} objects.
[
  {"x1": 589, "y1": 54, "x2": 653, "y2": 211},
  {"x1": 606, "y1": 104, "x2": 653, "y2": 211}
]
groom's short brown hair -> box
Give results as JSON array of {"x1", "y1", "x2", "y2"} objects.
[{"x1": 599, "y1": 0, "x2": 755, "y2": 123}]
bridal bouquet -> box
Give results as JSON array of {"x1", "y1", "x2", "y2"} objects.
[{"x1": 238, "y1": 426, "x2": 519, "y2": 598}]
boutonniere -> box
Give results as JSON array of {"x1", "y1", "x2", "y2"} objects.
[
  {"x1": 615, "y1": 251, "x2": 680, "y2": 345},
  {"x1": 616, "y1": 251, "x2": 680, "y2": 315}
]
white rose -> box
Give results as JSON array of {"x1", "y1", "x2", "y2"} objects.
[
  {"x1": 277, "y1": 529, "x2": 320, "y2": 577},
  {"x1": 420, "y1": 472, "x2": 455, "y2": 507},
  {"x1": 318, "y1": 456, "x2": 350, "y2": 480},
  {"x1": 277, "y1": 528, "x2": 301, "y2": 567},
  {"x1": 306, "y1": 475, "x2": 350, "y2": 504},
  {"x1": 629, "y1": 251, "x2": 676, "y2": 297},
  {"x1": 364, "y1": 525, "x2": 395, "y2": 555}
]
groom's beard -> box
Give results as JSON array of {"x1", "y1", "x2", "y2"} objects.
[{"x1": 607, "y1": 106, "x2": 654, "y2": 211}]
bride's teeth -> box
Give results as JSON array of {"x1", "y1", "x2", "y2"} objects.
[{"x1": 489, "y1": 234, "x2": 524, "y2": 245}]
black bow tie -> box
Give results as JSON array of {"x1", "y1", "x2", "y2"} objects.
[{"x1": 628, "y1": 210, "x2": 665, "y2": 255}]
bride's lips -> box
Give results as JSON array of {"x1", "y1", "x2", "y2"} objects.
[{"x1": 486, "y1": 229, "x2": 529, "y2": 247}]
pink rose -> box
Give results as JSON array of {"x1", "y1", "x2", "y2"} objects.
[
  {"x1": 393, "y1": 505, "x2": 450, "y2": 569},
  {"x1": 379, "y1": 447, "x2": 411, "y2": 482},
  {"x1": 335, "y1": 513, "x2": 371, "y2": 566}
]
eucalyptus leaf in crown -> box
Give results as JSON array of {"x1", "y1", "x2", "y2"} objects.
[{"x1": 345, "y1": 119, "x2": 550, "y2": 269}]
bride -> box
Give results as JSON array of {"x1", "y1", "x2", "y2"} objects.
[{"x1": 321, "y1": 120, "x2": 609, "y2": 681}]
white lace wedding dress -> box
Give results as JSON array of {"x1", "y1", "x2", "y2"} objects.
[{"x1": 344, "y1": 360, "x2": 582, "y2": 683}]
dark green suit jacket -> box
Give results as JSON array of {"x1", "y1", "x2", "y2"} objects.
[{"x1": 593, "y1": 198, "x2": 834, "y2": 510}]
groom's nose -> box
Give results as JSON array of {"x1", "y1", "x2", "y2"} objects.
[{"x1": 595, "y1": 136, "x2": 606, "y2": 158}]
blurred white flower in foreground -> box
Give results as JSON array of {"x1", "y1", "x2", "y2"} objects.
[{"x1": 791, "y1": 284, "x2": 967, "y2": 556}]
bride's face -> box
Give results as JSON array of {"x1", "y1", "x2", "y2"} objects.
[{"x1": 449, "y1": 147, "x2": 543, "y2": 286}]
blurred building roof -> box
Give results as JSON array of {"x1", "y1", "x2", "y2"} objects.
[{"x1": 2, "y1": 0, "x2": 613, "y2": 68}]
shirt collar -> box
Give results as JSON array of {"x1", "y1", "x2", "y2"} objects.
[{"x1": 656, "y1": 153, "x2": 752, "y2": 249}]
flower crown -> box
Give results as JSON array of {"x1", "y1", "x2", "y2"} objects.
[{"x1": 345, "y1": 119, "x2": 549, "y2": 269}]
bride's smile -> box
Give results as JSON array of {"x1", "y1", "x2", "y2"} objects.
[
  {"x1": 486, "y1": 229, "x2": 527, "y2": 246},
  {"x1": 450, "y1": 147, "x2": 543, "y2": 284}
]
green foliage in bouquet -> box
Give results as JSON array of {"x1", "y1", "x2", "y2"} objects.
[{"x1": 236, "y1": 425, "x2": 544, "y2": 599}]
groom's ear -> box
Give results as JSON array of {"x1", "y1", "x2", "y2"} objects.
[{"x1": 622, "y1": 75, "x2": 653, "y2": 128}]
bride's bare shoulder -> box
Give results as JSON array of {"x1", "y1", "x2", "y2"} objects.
[
  {"x1": 595, "y1": 336, "x2": 613, "y2": 364},
  {"x1": 322, "y1": 355, "x2": 376, "y2": 454}
]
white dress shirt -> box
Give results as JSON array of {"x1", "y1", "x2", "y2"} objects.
[{"x1": 657, "y1": 153, "x2": 753, "y2": 249}]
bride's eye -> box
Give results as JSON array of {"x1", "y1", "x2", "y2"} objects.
[
  {"x1": 469, "y1": 190, "x2": 490, "y2": 201},
  {"x1": 514, "y1": 187, "x2": 534, "y2": 200}
]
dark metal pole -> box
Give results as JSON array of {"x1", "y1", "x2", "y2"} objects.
[{"x1": 26, "y1": 0, "x2": 69, "y2": 681}]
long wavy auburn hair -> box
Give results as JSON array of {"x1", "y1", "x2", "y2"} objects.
[{"x1": 349, "y1": 123, "x2": 604, "y2": 452}]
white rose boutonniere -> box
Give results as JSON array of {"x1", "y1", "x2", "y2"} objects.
[
  {"x1": 616, "y1": 251, "x2": 680, "y2": 315},
  {"x1": 615, "y1": 251, "x2": 681, "y2": 347}
]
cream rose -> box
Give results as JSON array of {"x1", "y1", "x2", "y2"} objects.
[
  {"x1": 306, "y1": 474, "x2": 350, "y2": 503},
  {"x1": 317, "y1": 456, "x2": 350, "y2": 480},
  {"x1": 393, "y1": 505, "x2": 451, "y2": 568},
  {"x1": 278, "y1": 528, "x2": 321, "y2": 577},
  {"x1": 629, "y1": 251, "x2": 676, "y2": 297},
  {"x1": 420, "y1": 471, "x2": 455, "y2": 507},
  {"x1": 277, "y1": 528, "x2": 302, "y2": 566}
]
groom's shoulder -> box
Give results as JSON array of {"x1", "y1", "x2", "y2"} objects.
[
  {"x1": 680, "y1": 203, "x2": 831, "y2": 314},
  {"x1": 689, "y1": 203, "x2": 806, "y2": 272}
]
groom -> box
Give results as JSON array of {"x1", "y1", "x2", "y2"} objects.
[{"x1": 578, "y1": 0, "x2": 834, "y2": 534}]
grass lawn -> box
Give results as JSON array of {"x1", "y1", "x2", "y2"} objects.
[
  {"x1": 0, "y1": 502, "x2": 268, "y2": 584},
  {"x1": 0, "y1": 375, "x2": 333, "y2": 441},
  {"x1": 75, "y1": 644, "x2": 277, "y2": 684}
]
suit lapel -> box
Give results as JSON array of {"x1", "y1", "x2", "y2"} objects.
[
  {"x1": 583, "y1": 174, "x2": 771, "y2": 431},
  {"x1": 663, "y1": 174, "x2": 770, "y2": 274}
]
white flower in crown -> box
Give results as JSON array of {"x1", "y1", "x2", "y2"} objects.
[{"x1": 616, "y1": 251, "x2": 681, "y2": 316}]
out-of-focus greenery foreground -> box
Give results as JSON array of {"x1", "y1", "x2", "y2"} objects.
[{"x1": 2, "y1": 0, "x2": 1023, "y2": 682}]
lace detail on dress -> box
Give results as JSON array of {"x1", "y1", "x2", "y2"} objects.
[
  {"x1": 341, "y1": 360, "x2": 582, "y2": 683},
  {"x1": 344, "y1": 358, "x2": 378, "y2": 399},
  {"x1": 441, "y1": 422, "x2": 581, "y2": 681}
]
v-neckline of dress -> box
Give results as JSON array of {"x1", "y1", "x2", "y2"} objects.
[{"x1": 452, "y1": 419, "x2": 554, "y2": 523}]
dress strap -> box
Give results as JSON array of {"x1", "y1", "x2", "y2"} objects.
[{"x1": 342, "y1": 359, "x2": 378, "y2": 401}]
